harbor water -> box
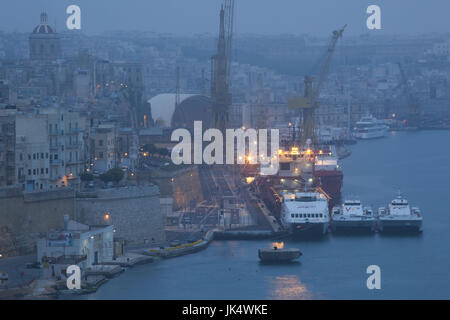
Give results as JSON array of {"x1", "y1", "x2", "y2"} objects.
[{"x1": 80, "y1": 131, "x2": 450, "y2": 300}]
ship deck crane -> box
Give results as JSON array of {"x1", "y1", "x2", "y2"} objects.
[{"x1": 289, "y1": 25, "x2": 346, "y2": 145}]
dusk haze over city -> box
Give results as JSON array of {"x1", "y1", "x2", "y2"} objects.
[{"x1": 0, "y1": 0, "x2": 449, "y2": 311}]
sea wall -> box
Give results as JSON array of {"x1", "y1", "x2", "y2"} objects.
[
  {"x1": 137, "y1": 166, "x2": 203, "y2": 210},
  {"x1": 76, "y1": 185, "x2": 165, "y2": 245},
  {"x1": 0, "y1": 187, "x2": 75, "y2": 256},
  {"x1": 0, "y1": 185, "x2": 166, "y2": 256}
]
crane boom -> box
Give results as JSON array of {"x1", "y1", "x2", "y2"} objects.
[
  {"x1": 288, "y1": 25, "x2": 346, "y2": 145},
  {"x1": 313, "y1": 25, "x2": 346, "y2": 102}
]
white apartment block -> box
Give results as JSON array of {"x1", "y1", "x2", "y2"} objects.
[{"x1": 15, "y1": 107, "x2": 88, "y2": 192}]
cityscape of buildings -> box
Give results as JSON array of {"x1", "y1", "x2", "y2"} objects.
[{"x1": 0, "y1": 9, "x2": 450, "y2": 299}]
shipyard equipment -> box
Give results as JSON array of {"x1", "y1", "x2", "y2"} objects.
[
  {"x1": 289, "y1": 25, "x2": 346, "y2": 145},
  {"x1": 211, "y1": 0, "x2": 235, "y2": 132}
]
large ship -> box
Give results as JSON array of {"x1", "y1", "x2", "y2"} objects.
[
  {"x1": 253, "y1": 144, "x2": 342, "y2": 218},
  {"x1": 280, "y1": 191, "x2": 330, "y2": 236},
  {"x1": 378, "y1": 194, "x2": 423, "y2": 232},
  {"x1": 353, "y1": 114, "x2": 388, "y2": 139},
  {"x1": 313, "y1": 146, "x2": 343, "y2": 203}
]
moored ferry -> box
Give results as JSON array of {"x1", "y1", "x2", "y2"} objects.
[
  {"x1": 378, "y1": 195, "x2": 423, "y2": 232},
  {"x1": 331, "y1": 199, "x2": 376, "y2": 232},
  {"x1": 280, "y1": 191, "x2": 330, "y2": 236}
]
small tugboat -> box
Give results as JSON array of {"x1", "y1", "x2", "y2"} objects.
[
  {"x1": 258, "y1": 242, "x2": 302, "y2": 262},
  {"x1": 378, "y1": 194, "x2": 423, "y2": 232},
  {"x1": 331, "y1": 199, "x2": 376, "y2": 232}
]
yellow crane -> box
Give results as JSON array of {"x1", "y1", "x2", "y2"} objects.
[{"x1": 289, "y1": 25, "x2": 346, "y2": 145}]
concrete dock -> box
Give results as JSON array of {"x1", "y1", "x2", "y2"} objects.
[
  {"x1": 85, "y1": 265, "x2": 123, "y2": 278},
  {"x1": 101, "y1": 253, "x2": 153, "y2": 267}
]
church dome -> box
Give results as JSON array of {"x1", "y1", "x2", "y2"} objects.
[{"x1": 32, "y1": 12, "x2": 56, "y2": 34}]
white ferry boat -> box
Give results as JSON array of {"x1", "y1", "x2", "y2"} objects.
[
  {"x1": 378, "y1": 195, "x2": 423, "y2": 232},
  {"x1": 353, "y1": 115, "x2": 388, "y2": 139},
  {"x1": 331, "y1": 200, "x2": 376, "y2": 232},
  {"x1": 280, "y1": 191, "x2": 330, "y2": 236}
]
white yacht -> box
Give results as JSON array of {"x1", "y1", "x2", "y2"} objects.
[
  {"x1": 353, "y1": 115, "x2": 388, "y2": 139},
  {"x1": 378, "y1": 195, "x2": 423, "y2": 232},
  {"x1": 280, "y1": 191, "x2": 330, "y2": 236},
  {"x1": 331, "y1": 200, "x2": 376, "y2": 232}
]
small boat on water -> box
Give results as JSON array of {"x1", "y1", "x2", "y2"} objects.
[
  {"x1": 258, "y1": 242, "x2": 302, "y2": 262},
  {"x1": 378, "y1": 194, "x2": 423, "y2": 232}
]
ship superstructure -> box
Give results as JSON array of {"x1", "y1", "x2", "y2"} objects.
[{"x1": 280, "y1": 191, "x2": 330, "y2": 236}]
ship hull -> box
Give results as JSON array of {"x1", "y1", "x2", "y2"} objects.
[
  {"x1": 258, "y1": 248, "x2": 302, "y2": 262},
  {"x1": 378, "y1": 218, "x2": 423, "y2": 232},
  {"x1": 354, "y1": 130, "x2": 386, "y2": 139},
  {"x1": 285, "y1": 221, "x2": 329, "y2": 237},
  {"x1": 331, "y1": 218, "x2": 376, "y2": 232},
  {"x1": 314, "y1": 170, "x2": 343, "y2": 206}
]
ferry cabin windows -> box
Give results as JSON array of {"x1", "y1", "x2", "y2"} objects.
[{"x1": 291, "y1": 214, "x2": 324, "y2": 218}]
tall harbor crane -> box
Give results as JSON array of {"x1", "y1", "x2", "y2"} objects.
[
  {"x1": 211, "y1": 0, "x2": 235, "y2": 132},
  {"x1": 289, "y1": 25, "x2": 346, "y2": 145},
  {"x1": 397, "y1": 62, "x2": 421, "y2": 128}
]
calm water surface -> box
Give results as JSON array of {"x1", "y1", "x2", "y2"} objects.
[{"x1": 81, "y1": 131, "x2": 450, "y2": 300}]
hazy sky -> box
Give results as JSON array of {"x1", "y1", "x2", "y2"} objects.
[{"x1": 0, "y1": 0, "x2": 449, "y2": 36}]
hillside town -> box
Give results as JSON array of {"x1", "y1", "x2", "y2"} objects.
[{"x1": 1, "y1": 8, "x2": 450, "y2": 299}]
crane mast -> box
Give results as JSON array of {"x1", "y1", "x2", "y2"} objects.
[{"x1": 211, "y1": 0, "x2": 235, "y2": 132}]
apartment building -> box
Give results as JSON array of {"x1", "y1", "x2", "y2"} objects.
[
  {"x1": 1, "y1": 107, "x2": 88, "y2": 192},
  {"x1": 0, "y1": 114, "x2": 15, "y2": 186},
  {"x1": 93, "y1": 124, "x2": 117, "y2": 172}
]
